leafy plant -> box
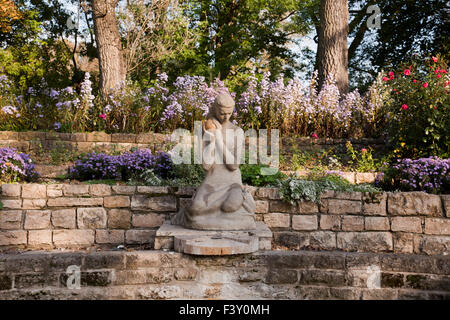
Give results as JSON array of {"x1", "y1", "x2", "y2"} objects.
[
  {"x1": 280, "y1": 173, "x2": 381, "y2": 204},
  {"x1": 381, "y1": 55, "x2": 449, "y2": 158},
  {"x1": 346, "y1": 141, "x2": 378, "y2": 172},
  {"x1": 240, "y1": 164, "x2": 286, "y2": 187}
]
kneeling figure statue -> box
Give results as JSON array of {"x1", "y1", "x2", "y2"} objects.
[{"x1": 173, "y1": 92, "x2": 256, "y2": 231}]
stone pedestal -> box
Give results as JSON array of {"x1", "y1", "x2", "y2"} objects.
[{"x1": 155, "y1": 221, "x2": 272, "y2": 255}]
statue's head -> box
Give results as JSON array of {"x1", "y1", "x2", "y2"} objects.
[{"x1": 211, "y1": 92, "x2": 234, "y2": 123}]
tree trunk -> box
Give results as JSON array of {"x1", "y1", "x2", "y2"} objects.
[
  {"x1": 91, "y1": 0, "x2": 126, "y2": 96},
  {"x1": 317, "y1": 0, "x2": 349, "y2": 95}
]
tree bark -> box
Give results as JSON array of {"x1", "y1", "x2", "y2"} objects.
[
  {"x1": 317, "y1": 0, "x2": 349, "y2": 95},
  {"x1": 91, "y1": 0, "x2": 126, "y2": 96}
]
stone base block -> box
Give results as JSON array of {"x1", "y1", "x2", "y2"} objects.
[{"x1": 155, "y1": 221, "x2": 272, "y2": 254}]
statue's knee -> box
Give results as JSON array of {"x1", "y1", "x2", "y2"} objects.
[
  {"x1": 190, "y1": 200, "x2": 202, "y2": 212},
  {"x1": 221, "y1": 188, "x2": 244, "y2": 212}
]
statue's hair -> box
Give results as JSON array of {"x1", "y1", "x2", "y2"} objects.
[{"x1": 206, "y1": 92, "x2": 235, "y2": 119}]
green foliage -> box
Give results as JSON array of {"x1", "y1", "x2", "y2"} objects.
[
  {"x1": 240, "y1": 164, "x2": 286, "y2": 187},
  {"x1": 164, "y1": 0, "x2": 311, "y2": 80},
  {"x1": 345, "y1": 141, "x2": 378, "y2": 172},
  {"x1": 280, "y1": 174, "x2": 381, "y2": 204},
  {"x1": 382, "y1": 56, "x2": 450, "y2": 158}
]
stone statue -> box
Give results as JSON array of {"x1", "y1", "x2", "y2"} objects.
[{"x1": 173, "y1": 92, "x2": 256, "y2": 231}]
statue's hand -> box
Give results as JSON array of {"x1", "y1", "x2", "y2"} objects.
[{"x1": 205, "y1": 120, "x2": 216, "y2": 132}]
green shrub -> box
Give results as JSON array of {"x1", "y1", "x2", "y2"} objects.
[
  {"x1": 240, "y1": 164, "x2": 286, "y2": 187},
  {"x1": 381, "y1": 55, "x2": 449, "y2": 158},
  {"x1": 280, "y1": 174, "x2": 381, "y2": 204}
]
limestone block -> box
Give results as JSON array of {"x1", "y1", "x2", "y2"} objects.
[
  {"x1": 51, "y1": 209, "x2": 76, "y2": 229},
  {"x1": 391, "y1": 217, "x2": 422, "y2": 233},
  {"x1": 47, "y1": 197, "x2": 103, "y2": 207},
  {"x1": 125, "y1": 230, "x2": 155, "y2": 244},
  {"x1": 132, "y1": 214, "x2": 165, "y2": 228},
  {"x1": 342, "y1": 216, "x2": 364, "y2": 231},
  {"x1": 21, "y1": 184, "x2": 46, "y2": 199},
  {"x1": 47, "y1": 184, "x2": 64, "y2": 198},
  {"x1": 292, "y1": 215, "x2": 318, "y2": 231},
  {"x1": 77, "y1": 208, "x2": 107, "y2": 229},
  {"x1": 104, "y1": 196, "x2": 131, "y2": 208},
  {"x1": 320, "y1": 215, "x2": 341, "y2": 231},
  {"x1": 131, "y1": 195, "x2": 177, "y2": 212},
  {"x1": 22, "y1": 199, "x2": 46, "y2": 210},
  {"x1": 24, "y1": 210, "x2": 51, "y2": 229},
  {"x1": 137, "y1": 186, "x2": 169, "y2": 195},
  {"x1": 255, "y1": 200, "x2": 269, "y2": 213},
  {"x1": 1, "y1": 184, "x2": 21, "y2": 197},
  {"x1": 63, "y1": 184, "x2": 89, "y2": 196},
  {"x1": 363, "y1": 192, "x2": 387, "y2": 216},
  {"x1": 327, "y1": 199, "x2": 362, "y2": 214},
  {"x1": 298, "y1": 201, "x2": 319, "y2": 214},
  {"x1": 89, "y1": 184, "x2": 112, "y2": 197},
  {"x1": 425, "y1": 218, "x2": 450, "y2": 235},
  {"x1": 28, "y1": 230, "x2": 52, "y2": 246},
  {"x1": 112, "y1": 186, "x2": 136, "y2": 195},
  {"x1": 337, "y1": 232, "x2": 393, "y2": 252},
  {"x1": 1, "y1": 199, "x2": 21, "y2": 209},
  {"x1": 269, "y1": 201, "x2": 297, "y2": 213},
  {"x1": 365, "y1": 217, "x2": 390, "y2": 231},
  {"x1": 0, "y1": 210, "x2": 22, "y2": 229},
  {"x1": 263, "y1": 213, "x2": 290, "y2": 228},
  {"x1": 96, "y1": 230, "x2": 125, "y2": 244},
  {"x1": 53, "y1": 230, "x2": 95, "y2": 247},
  {"x1": 0, "y1": 230, "x2": 27, "y2": 245},
  {"x1": 388, "y1": 192, "x2": 443, "y2": 216},
  {"x1": 108, "y1": 209, "x2": 131, "y2": 229}
]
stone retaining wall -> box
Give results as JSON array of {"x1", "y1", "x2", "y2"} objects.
[
  {"x1": 0, "y1": 250, "x2": 448, "y2": 299},
  {"x1": 0, "y1": 184, "x2": 449, "y2": 255},
  {"x1": 0, "y1": 130, "x2": 385, "y2": 155}
]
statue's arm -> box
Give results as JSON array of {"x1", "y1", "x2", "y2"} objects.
[
  {"x1": 214, "y1": 129, "x2": 240, "y2": 171},
  {"x1": 202, "y1": 126, "x2": 215, "y2": 171}
]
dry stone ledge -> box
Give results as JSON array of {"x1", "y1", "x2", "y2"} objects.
[{"x1": 0, "y1": 250, "x2": 448, "y2": 300}]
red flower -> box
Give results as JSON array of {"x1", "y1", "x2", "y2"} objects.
[
  {"x1": 423, "y1": 82, "x2": 429, "y2": 88},
  {"x1": 433, "y1": 106, "x2": 437, "y2": 110},
  {"x1": 440, "y1": 69, "x2": 447, "y2": 74},
  {"x1": 388, "y1": 71, "x2": 394, "y2": 76},
  {"x1": 390, "y1": 75, "x2": 395, "y2": 80},
  {"x1": 383, "y1": 77, "x2": 389, "y2": 81},
  {"x1": 437, "y1": 74, "x2": 442, "y2": 79},
  {"x1": 401, "y1": 104, "x2": 408, "y2": 110},
  {"x1": 432, "y1": 56, "x2": 438, "y2": 62},
  {"x1": 99, "y1": 114, "x2": 106, "y2": 120},
  {"x1": 311, "y1": 133, "x2": 318, "y2": 139},
  {"x1": 413, "y1": 79, "x2": 417, "y2": 83},
  {"x1": 404, "y1": 69, "x2": 411, "y2": 76}
]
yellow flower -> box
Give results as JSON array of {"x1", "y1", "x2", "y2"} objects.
[{"x1": 400, "y1": 142, "x2": 406, "y2": 147}]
